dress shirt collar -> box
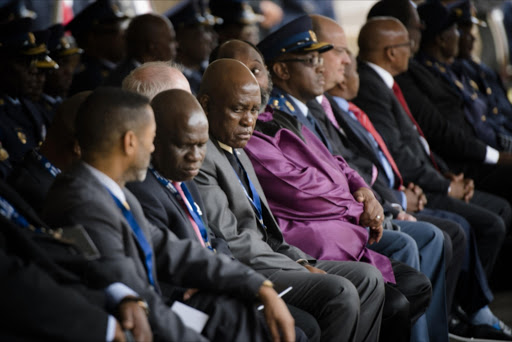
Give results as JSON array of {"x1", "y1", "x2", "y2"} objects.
[
  {"x1": 83, "y1": 162, "x2": 126, "y2": 203},
  {"x1": 366, "y1": 61, "x2": 394, "y2": 89},
  {"x1": 288, "y1": 93, "x2": 309, "y2": 117},
  {"x1": 217, "y1": 140, "x2": 234, "y2": 154},
  {"x1": 332, "y1": 96, "x2": 350, "y2": 112},
  {"x1": 315, "y1": 94, "x2": 324, "y2": 104}
]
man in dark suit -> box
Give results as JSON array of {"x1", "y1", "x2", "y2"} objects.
[
  {"x1": 354, "y1": 16, "x2": 512, "y2": 340},
  {"x1": 0, "y1": 179, "x2": 152, "y2": 341},
  {"x1": 43, "y1": 87, "x2": 295, "y2": 342},
  {"x1": 8, "y1": 91, "x2": 89, "y2": 213},
  {"x1": 354, "y1": 17, "x2": 508, "y2": 277},
  {"x1": 194, "y1": 57, "x2": 391, "y2": 342},
  {"x1": 127, "y1": 89, "x2": 232, "y2": 256},
  {"x1": 103, "y1": 13, "x2": 177, "y2": 88}
]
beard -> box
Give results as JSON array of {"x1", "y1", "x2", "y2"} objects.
[{"x1": 260, "y1": 72, "x2": 273, "y2": 112}]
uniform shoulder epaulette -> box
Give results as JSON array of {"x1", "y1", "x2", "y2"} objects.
[{"x1": 268, "y1": 94, "x2": 295, "y2": 114}]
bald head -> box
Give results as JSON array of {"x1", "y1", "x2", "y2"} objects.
[
  {"x1": 126, "y1": 13, "x2": 177, "y2": 62},
  {"x1": 199, "y1": 59, "x2": 261, "y2": 148},
  {"x1": 214, "y1": 40, "x2": 271, "y2": 108},
  {"x1": 358, "y1": 17, "x2": 411, "y2": 75},
  {"x1": 311, "y1": 14, "x2": 340, "y2": 41},
  {"x1": 122, "y1": 61, "x2": 191, "y2": 100},
  {"x1": 151, "y1": 89, "x2": 208, "y2": 181}
]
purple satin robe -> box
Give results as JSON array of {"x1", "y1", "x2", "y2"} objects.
[{"x1": 244, "y1": 110, "x2": 395, "y2": 283}]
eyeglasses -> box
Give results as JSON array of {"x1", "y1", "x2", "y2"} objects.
[
  {"x1": 279, "y1": 55, "x2": 324, "y2": 67},
  {"x1": 384, "y1": 40, "x2": 415, "y2": 50}
]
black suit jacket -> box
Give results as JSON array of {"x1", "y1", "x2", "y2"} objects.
[
  {"x1": 395, "y1": 59, "x2": 487, "y2": 171},
  {"x1": 0, "y1": 180, "x2": 110, "y2": 341},
  {"x1": 354, "y1": 61, "x2": 451, "y2": 194},
  {"x1": 126, "y1": 171, "x2": 233, "y2": 257},
  {"x1": 8, "y1": 150, "x2": 54, "y2": 214}
]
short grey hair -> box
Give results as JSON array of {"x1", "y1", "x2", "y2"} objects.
[{"x1": 122, "y1": 61, "x2": 190, "y2": 99}]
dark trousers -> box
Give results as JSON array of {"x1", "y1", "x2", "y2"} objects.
[
  {"x1": 416, "y1": 209, "x2": 467, "y2": 312},
  {"x1": 426, "y1": 190, "x2": 508, "y2": 277},
  {"x1": 268, "y1": 260, "x2": 385, "y2": 342}
]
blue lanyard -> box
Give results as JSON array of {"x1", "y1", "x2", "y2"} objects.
[
  {"x1": 149, "y1": 168, "x2": 213, "y2": 251},
  {"x1": 107, "y1": 190, "x2": 156, "y2": 286},
  {"x1": 230, "y1": 151, "x2": 266, "y2": 229},
  {"x1": 33, "y1": 150, "x2": 61, "y2": 177}
]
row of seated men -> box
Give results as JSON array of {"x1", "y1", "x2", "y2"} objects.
[{"x1": 2, "y1": 0, "x2": 512, "y2": 341}]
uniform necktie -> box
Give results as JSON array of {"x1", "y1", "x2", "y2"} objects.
[
  {"x1": 349, "y1": 102, "x2": 403, "y2": 188},
  {"x1": 392, "y1": 82, "x2": 439, "y2": 171}
]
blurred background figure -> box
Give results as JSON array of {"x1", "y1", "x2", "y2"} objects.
[
  {"x1": 166, "y1": 0, "x2": 221, "y2": 94},
  {"x1": 66, "y1": 0, "x2": 129, "y2": 94},
  {"x1": 103, "y1": 13, "x2": 177, "y2": 87},
  {"x1": 210, "y1": 0, "x2": 263, "y2": 45}
]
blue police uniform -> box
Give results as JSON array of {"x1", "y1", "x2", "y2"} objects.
[{"x1": 0, "y1": 18, "x2": 56, "y2": 166}]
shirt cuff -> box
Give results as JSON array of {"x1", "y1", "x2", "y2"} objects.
[
  {"x1": 399, "y1": 192, "x2": 407, "y2": 211},
  {"x1": 106, "y1": 315, "x2": 117, "y2": 342},
  {"x1": 485, "y1": 146, "x2": 500, "y2": 164},
  {"x1": 105, "y1": 282, "x2": 139, "y2": 311}
]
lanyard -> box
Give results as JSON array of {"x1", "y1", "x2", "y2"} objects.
[
  {"x1": 107, "y1": 190, "x2": 156, "y2": 286},
  {"x1": 33, "y1": 150, "x2": 61, "y2": 177},
  {"x1": 149, "y1": 168, "x2": 213, "y2": 251},
  {"x1": 230, "y1": 152, "x2": 266, "y2": 229}
]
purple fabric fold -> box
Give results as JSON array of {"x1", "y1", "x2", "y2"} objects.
[{"x1": 245, "y1": 114, "x2": 395, "y2": 283}]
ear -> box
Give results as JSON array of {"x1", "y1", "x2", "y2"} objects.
[
  {"x1": 272, "y1": 62, "x2": 290, "y2": 81},
  {"x1": 123, "y1": 130, "x2": 137, "y2": 157},
  {"x1": 385, "y1": 46, "x2": 395, "y2": 62},
  {"x1": 198, "y1": 94, "x2": 210, "y2": 116}
]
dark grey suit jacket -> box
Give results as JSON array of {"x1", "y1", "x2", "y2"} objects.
[
  {"x1": 43, "y1": 161, "x2": 266, "y2": 341},
  {"x1": 194, "y1": 139, "x2": 311, "y2": 277},
  {"x1": 127, "y1": 171, "x2": 232, "y2": 257},
  {"x1": 354, "y1": 61, "x2": 451, "y2": 194}
]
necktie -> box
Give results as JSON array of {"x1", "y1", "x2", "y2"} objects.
[
  {"x1": 349, "y1": 102, "x2": 403, "y2": 188},
  {"x1": 392, "y1": 82, "x2": 439, "y2": 171},
  {"x1": 172, "y1": 181, "x2": 206, "y2": 247},
  {"x1": 109, "y1": 193, "x2": 156, "y2": 287},
  {"x1": 320, "y1": 96, "x2": 340, "y2": 129},
  {"x1": 224, "y1": 150, "x2": 266, "y2": 228}
]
